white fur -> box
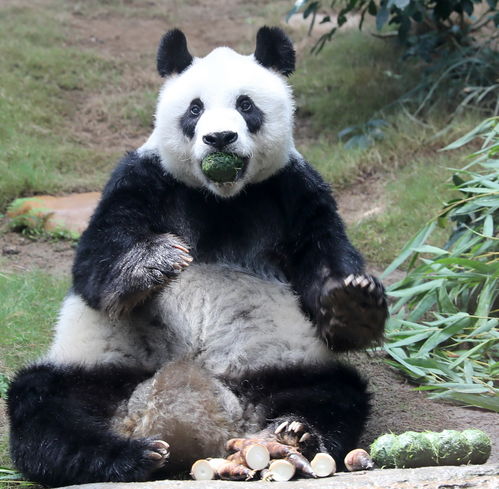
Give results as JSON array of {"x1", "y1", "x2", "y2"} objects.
[
  {"x1": 50, "y1": 265, "x2": 331, "y2": 454},
  {"x1": 48, "y1": 265, "x2": 331, "y2": 374},
  {"x1": 139, "y1": 47, "x2": 295, "y2": 198}
]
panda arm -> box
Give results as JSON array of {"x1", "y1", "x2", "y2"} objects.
[
  {"x1": 282, "y1": 160, "x2": 387, "y2": 350},
  {"x1": 72, "y1": 152, "x2": 192, "y2": 317},
  {"x1": 283, "y1": 165, "x2": 364, "y2": 320}
]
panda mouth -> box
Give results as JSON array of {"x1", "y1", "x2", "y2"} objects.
[{"x1": 200, "y1": 153, "x2": 249, "y2": 185}]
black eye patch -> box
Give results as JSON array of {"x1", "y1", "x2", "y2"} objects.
[
  {"x1": 236, "y1": 95, "x2": 264, "y2": 134},
  {"x1": 180, "y1": 98, "x2": 204, "y2": 139}
]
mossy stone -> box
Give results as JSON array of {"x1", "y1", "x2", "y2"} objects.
[
  {"x1": 370, "y1": 433, "x2": 397, "y2": 468},
  {"x1": 201, "y1": 152, "x2": 244, "y2": 183},
  {"x1": 461, "y1": 429, "x2": 491, "y2": 464}
]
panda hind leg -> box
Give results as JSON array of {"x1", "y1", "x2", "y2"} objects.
[
  {"x1": 7, "y1": 362, "x2": 169, "y2": 486},
  {"x1": 228, "y1": 362, "x2": 370, "y2": 474}
]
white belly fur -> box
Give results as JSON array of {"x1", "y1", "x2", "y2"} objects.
[{"x1": 47, "y1": 264, "x2": 332, "y2": 374}]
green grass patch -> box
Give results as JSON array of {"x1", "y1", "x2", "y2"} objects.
[
  {"x1": 0, "y1": 270, "x2": 68, "y2": 376},
  {"x1": 291, "y1": 30, "x2": 485, "y2": 267},
  {"x1": 0, "y1": 270, "x2": 67, "y2": 477},
  {"x1": 0, "y1": 5, "x2": 122, "y2": 210},
  {"x1": 291, "y1": 30, "x2": 413, "y2": 134},
  {"x1": 349, "y1": 151, "x2": 467, "y2": 267}
]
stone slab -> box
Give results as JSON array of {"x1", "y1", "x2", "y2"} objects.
[{"x1": 59, "y1": 464, "x2": 498, "y2": 489}]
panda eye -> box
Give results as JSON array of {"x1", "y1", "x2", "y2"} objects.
[
  {"x1": 238, "y1": 98, "x2": 253, "y2": 112},
  {"x1": 190, "y1": 104, "x2": 202, "y2": 116}
]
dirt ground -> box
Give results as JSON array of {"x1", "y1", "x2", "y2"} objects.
[{"x1": 0, "y1": 0, "x2": 497, "y2": 475}]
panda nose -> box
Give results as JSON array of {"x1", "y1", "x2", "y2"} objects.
[{"x1": 202, "y1": 131, "x2": 238, "y2": 149}]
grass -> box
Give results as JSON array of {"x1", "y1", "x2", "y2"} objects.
[
  {"x1": 291, "y1": 31, "x2": 413, "y2": 133},
  {"x1": 0, "y1": 270, "x2": 69, "y2": 475},
  {"x1": 0, "y1": 271, "x2": 68, "y2": 376},
  {"x1": 350, "y1": 151, "x2": 464, "y2": 266},
  {"x1": 291, "y1": 30, "x2": 485, "y2": 267},
  {"x1": 382, "y1": 118, "x2": 499, "y2": 411},
  {"x1": 0, "y1": 4, "x2": 124, "y2": 210}
]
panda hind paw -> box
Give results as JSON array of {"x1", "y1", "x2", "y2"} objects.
[{"x1": 274, "y1": 420, "x2": 313, "y2": 450}]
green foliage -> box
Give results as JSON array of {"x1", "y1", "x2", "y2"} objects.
[
  {"x1": 0, "y1": 468, "x2": 35, "y2": 486},
  {"x1": 382, "y1": 117, "x2": 499, "y2": 411},
  {"x1": 288, "y1": 1, "x2": 499, "y2": 119},
  {"x1": 289, "y1": 0, "x2": 498, "y2": 54},
  {"x1": 7, "y1": 214, "x2": 80, "y2": 242}
]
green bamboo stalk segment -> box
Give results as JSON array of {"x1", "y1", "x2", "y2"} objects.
[
  {"x1": 201, "y1": 152, "x2": 244, "y2": 183},
  {"x1": 370, "y1": 429, "x2": 491, "y2": 468}
]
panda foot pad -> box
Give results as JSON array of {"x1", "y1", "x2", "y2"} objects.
[{"x1": 319, "y1": 273, "x2": 388, "y2": 351}]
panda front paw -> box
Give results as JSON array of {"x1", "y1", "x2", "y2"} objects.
[
  {"x1": 139, "y1": 233, "x2": 192, "y2": 284},
  {"x1": 103, "y1": 233, "x2": 192, "y2": 317},
  {"x1": 110, "y1": 438, "x2": 170, "y2": 482},
  {"x1": 318, "y1": 274, "x2": 388, "y2": 351}
]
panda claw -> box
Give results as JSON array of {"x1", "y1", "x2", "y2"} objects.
[
  {"x1": 344, "y1": 274, "x2": 354, "y2": 286},
  {"x1": 360, "y1": 278, "x2": 370, "y2": 288},
  {"x1": 299, "y1": 433, "x2": 311, "y2": 443},
  {"x1": 172, "y1": 243, "x2": 190, "y2": 254},
  {"x1": 146, "y1": 451, "x2": 163, "y2": 461},
  {"x1": 275, "y1": 421, "x2": 289, "y2": 434},
  {"x1": 144, "y1": 439, "x2": 169, "y2": 467}
]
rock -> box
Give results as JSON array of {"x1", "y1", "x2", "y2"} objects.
[
  {"x1": 6, "y1": 192, "x2": 100, "y2": 236},
  {"x1": 59, "y1": 463, "x2": 498, "y2": 489},
  {"x1": 2, "y1": 246, "x2": 20, "y2": 255}
]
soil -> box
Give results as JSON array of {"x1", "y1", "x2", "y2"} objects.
[{"x1": 0, "y1": 0, "x2": 497, "y2": 479}]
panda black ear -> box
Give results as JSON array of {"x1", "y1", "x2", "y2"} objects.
[
  {"x1": 157, "y1": 29, "x2": 193, "y2": 77},
  {"x1": 254, "y1": 26, "x2": 295, "y2": 77}
]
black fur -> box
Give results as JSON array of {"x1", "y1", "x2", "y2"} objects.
[
  {"x1": 71, "y1": 151, "x2": 364, "y2": 319},
  {"x1": 236, "y1": 95, "x2": 265, "y2": 134},
  {"x1": 232, "y1": 362, "x2": 370, "y2": 468},
  {"x1": 157, "y1": 29, "x2": 193, "y2": 77},
  {"x1": 254, "y1": 26, "x2": 295, "y2": 76},
  {"x1": 179, "y1": 98, "x2": 204, "y2": 139},
  {"x1": 7, "y1": 363, "x2": 154, "y2": 487},
  {"x1": 8, "y1": 361, "x2": 368, "y2": 485}
]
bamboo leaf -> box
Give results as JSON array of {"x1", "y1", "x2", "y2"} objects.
[
  {"x1": 388, "y1": 279, "x2": 445, "y2": 297},
  {"x1": 382, "y1": 222, "x2": 436, "y2": 278},
  {"x1": 418, "y1": 318, "x2": 469, "y2": 356},
  {"x1": 483, "y1": 214, "x2": 493, "y2": 237}
]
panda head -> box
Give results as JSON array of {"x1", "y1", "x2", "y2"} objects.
[{"x1": 143, "y1": 27, "x2": 296, "y2": 198}]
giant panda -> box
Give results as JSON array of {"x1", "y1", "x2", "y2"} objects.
[{"x1": 7, "y1": 27, "x2": 388, "y2": 486}]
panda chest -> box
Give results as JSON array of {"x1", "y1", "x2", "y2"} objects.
[{"x1": 180, "y1": 193, "x2": 288, "y2": 278}]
